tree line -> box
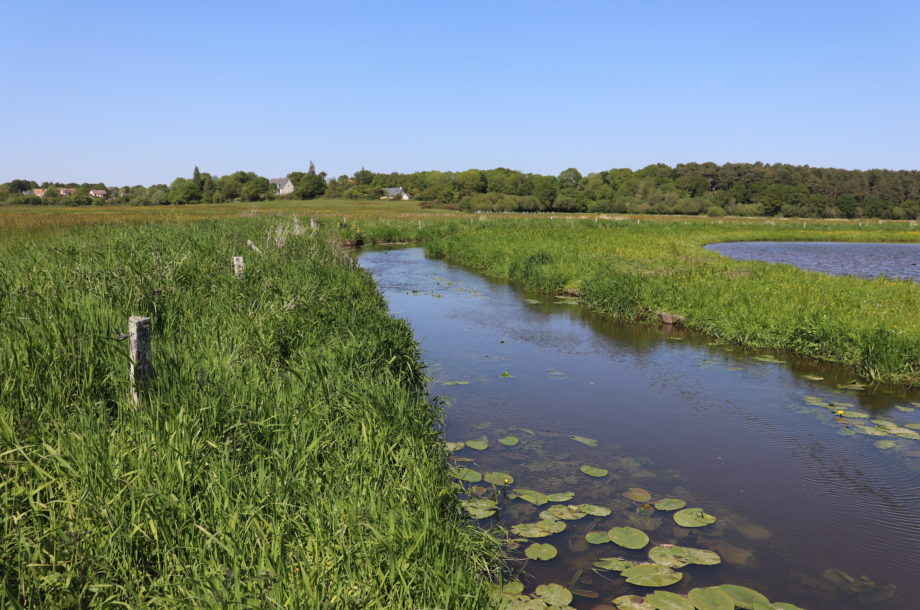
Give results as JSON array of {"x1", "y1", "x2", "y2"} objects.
[{"x1": 3, "y1": 162, "x2": 919, "y2": 219}]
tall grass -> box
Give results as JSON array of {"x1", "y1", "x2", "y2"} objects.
[
  {"x1": 0, "y1": 218, "x2": 500, "y2": 607},
  {"x1": 423, "y1": 219, "x2": 920, "y2": 385}
]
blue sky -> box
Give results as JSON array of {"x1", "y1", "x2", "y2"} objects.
[{"x1": 2, "y1": 0, "x2": 918, "y2": 185}]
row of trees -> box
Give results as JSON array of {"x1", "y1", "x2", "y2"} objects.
[{"x1": 3, "y1": 162, "x2": 919, "y2": 219}]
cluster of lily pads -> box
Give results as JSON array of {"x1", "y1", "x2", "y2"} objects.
[
  {"x1": 797, "y1": 395, "x2": 920, "y2": 455},
  {"x1": 448, "y1": 432, "x2": 810, "y2": 609}
]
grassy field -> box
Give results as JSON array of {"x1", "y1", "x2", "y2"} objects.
[{"x1": 0, "y1": 218, "x2": 500, "y2": 607}]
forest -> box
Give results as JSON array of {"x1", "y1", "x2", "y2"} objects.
[{"x1": 2, "y1": 162, "x2": 919, "y2": 219}]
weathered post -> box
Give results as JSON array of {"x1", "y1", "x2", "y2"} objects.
[
  {"x1": 310, "y1": 217, "x2": 317, "y2": 231},
  {"x1": 418, "y1": 220, "x2": 422, "y2": 229},
  {"x1": 129, "y1": 316, "x2": 152, "y2": 406},
  {"x1": 232, "y1": 256, "x2": 245, "y2": 277},
  {"x1": 246, "y1": 240, "x2": 261, "y2": 253}
]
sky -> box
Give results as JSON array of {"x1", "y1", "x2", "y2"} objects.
[{"x1": 1, "y1": 0, "x2": 918, "y2": 185}]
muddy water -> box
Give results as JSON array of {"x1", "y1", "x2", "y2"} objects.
[
  {"x1": 707, "y1": 241, "x2": 920, "y2": 283},
  {"x1": 359, "y1": 247, "x2": 920, "y2": 610}
]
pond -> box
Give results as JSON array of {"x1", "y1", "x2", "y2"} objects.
[
  {"x1": 705, "y1": 241, "x2": 920, "y2": 283},
  {"x1": 359, "y1": 247, "x2": 920, "y2": 610}
]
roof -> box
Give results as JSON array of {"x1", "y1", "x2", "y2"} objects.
[
  {"x1": 381, "y1": 187, "x2": 405, "y2": 196},
  {"x1": 270, "y1": 178, "x2": 292, "y2": 186}
]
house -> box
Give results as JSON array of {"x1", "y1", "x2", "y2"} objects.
[
  {"x1": 380, "y1": 187, "x2": 411, "y2": 200},
  {"x1": 89, "y1": 189, "x2": 107, "y2": 198},
  {"x1": 270, "y1": 178, "x2": 294, "y2": 196},
  {"x1": 31, "y1": 188, "x2": 45, "y2": 197},
  {"x1": 60, "y1": 188, "x2": 76, "y2": 196}
]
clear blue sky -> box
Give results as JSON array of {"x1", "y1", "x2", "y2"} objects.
[{"x1": 2, "y1": 0, "x2": 918, "y2": 185}]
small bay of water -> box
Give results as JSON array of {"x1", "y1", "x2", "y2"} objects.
[
  {"x1": 359, "y1": 247, "x2": 920, "y2": 610},
  {"x1": 706, "y1": 241, "x2": 920, "y2": 283}
]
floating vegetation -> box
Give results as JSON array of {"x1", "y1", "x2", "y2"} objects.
[
  {"x1": 687, "y1": 587, "x2": 734, "y2": 610},
  {"x1": 622, "y1": 487, "x2": 652, "y2": 502},
  {"x1": 541, "y1": 505, "x2": 586, "y2": 520},
  {"x1": 648, "y1": 544, "x2": 721, "y2": 568},
  {"x1": 524, "y1": 298, "x2": 541, "y2": 304},
  {"x1": 580, "y1": 464, "x2": 609, "y2": 477},
  {"x1": 621, "y1": 564, "x2": 682, "y2": 587},
  {"x1": 546, "y1": 491, "x2": 576, "y2": 502},
  {"x1": 500, "y1": 371, "x2": 513, "y2": 378},
  {"x1": 608, "y1": 527, "x2": 649, "y2": 550},
  {"x1": 613, "y1": 594, "x2": 655, "y2": 609},
  {"x1": 585, "y1": 531, "x2": 611, "y2": 544},
  {"x1": 673, "y1": 508, "x2": 717, "y2": 527},
  {"x1": 510, "y1": 519, "x2": 566, "y2": 538},
  {"x1": 837, "y1": 410, "x2": 868, "y2": 419},
  {"x1": 534, "y1": 583, "x2": 573, "y2": 606},
  {"x1": 570, "y1": 434, "x2": 599, "y2": 447},
  {"x1": 752, "y1": 355, "x2": 785, "y2": 363},
  {"x1": 717, "y1": 584, "x2": 771, "y2": 608},
  {"x1": 509, "y1": 488, "x2": 549, "y2": 506},
  {"x1": 488, "y1": 581, "x2": 524, "y2": 605},
  {"x1": 524, "y1": 542, "x2": 558, "y2": 561},
  {"x1": 460, "y1": 498, "x2": 497, "y2": 519},
  {"x1": 498, "y1": 435, "x2": 520, "y2": 446},
  {"x1": 441, "y1": 380, "x2": 470, "y2": 386},
  {"x1": 645, "y1": 590, "x2": 694, "y2": 610},
  {"x1": 801, "y1": 374, "x2": 825, "y2": 381},
  {"x1": 445, "y1": 441, "x2": 465, "y2": 452},
  {"x1": 484, "y1": 471, "x2": 514, "y2": 485},
  {"x1": 578, "y1": 503, "x2": 612, "y2": 516},
  {"x1": 838, "y1": 381, "x2": 868, "y2": 390},
  {"x1": 593, "y1": 556, "x2": 636, "y2": 571},
  {"x1": 466, "y1": 437, "x2": 489, "y2": 450},
  {"x1": 653, "y1": 498, "x2": 686, "y2": 511},
  {"x1": 452, "y1": 467, "x2": 482, "y2": 482},
  {"x1": 874, "y1": 439, "x2": 897, "y2": 449},
  {"x1": 547, "y1": 369, "x2": 568, "y2": 378}
]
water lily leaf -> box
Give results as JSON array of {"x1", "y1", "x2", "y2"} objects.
[
  {"x1": 718, "y1": 585, "x2": 771, "y2": 609},
  {"x1": 838, "y1": 410, "x2": 869, "y2": 419},
  {"x1": 578, "y1": 503, "x2": 612, "y2": 516},
  {"x1": 896, "y1": 405, "x2": 916, "y2": 412},
  {"x1": 686, "y1": 587, "x2": 734, "y2": 610},
  {"x1": 654, "y1": 498, "x2": 686, "y2": 511},
  {"x1": 673, "y1": 508, "x2": 716, "y2": 527},
  {"x1": 801, "y1": 374, "x2": 824, "y2": 381},
  {"x1": 464, "y1": 507, "x2": 496, "y2": 519},
  {"x1": 773, "y1": 604, "x2": 807, "y2": 610},
  {"x1": 648, "y1": 545, "x2": 721, "y2": 568},
  {"x1": 622, "y1": 487, "x2": 652, "y2": 502},
  {"x1": 510, "y1": 488, "x2": 549, "y2": 506},
  {"x1": 874, "y1": 440, "x2": 897, "y2": 449},
  {"x1": 466, "y1": 438, "x2": 489, "y2": 450},
  {"x1": 838, "y1": 382, "x2": 867, "y2": 390},
  {"x1": 753, "y1": 355, "x2": 784, "y2": 363},
  {"x1": 453, "y1": 467, "x2": 482, "y2": 482},
  {"x1": 906, "y1": 423, "x2": 920, "y2": 430},
  {"x1": 500, "y1": 371, "x2": 513, "y2": 378},
  {"x1": 498, "y1": 435, "x2": 520, "y2": 446},
  {"x1": 442, "y1": 380, "x2": 470, "y2": 386},
  {"x1": 570, "y1": 435, "x2": 598, "y2": 447},
  {"x1": 542, "y1": 505, "x2": 586, "y2": 520},
  {"x1": 593, "y1": 557, "x2": 636, "y2": 571},
  {"x1": 511, "y1": 519, "x2": 565, "y2": 538},
  {"x1": 580, "y1": 465, "x2": 609, "y2": 477},
  {"x1": 488, "y1": 580, "x2": 524, "y2": 603},
  {"x1": 621, "y1": 564, "x2": 682, "y2": 587},
  {"x1": 535, "y1": 583, "x2": 573, "y2": 606},
  {"x1": 893, "y1": 429, "x2": 920, "y2": 440},
  {"x1": 524, "y1": 542, "x2": 557, "y2": 561},
  {"x1": 445, "y1": 441, "x2": 465, "y2": 452},
  {"x1": 546, "y1": 491, "x2": 575, "y2": 502},
  {"x1": 608, "y1": 527, "x2": 649, "y2": 549},
  {"x1": 646, "y1": 591, "x2": 693, "y2": 610},
  {"x1": 484, "y1": 471, "x2": 514, "y2": 485},
  {"x1": 854, "y1": 425, "x2": 888, "y2": 436},
  {"x1": 585, "y1": 531, "x2": 611, "y2": 544},
  {"x1": 612, "y1": 595, "x2": 655, "y2": 610}
]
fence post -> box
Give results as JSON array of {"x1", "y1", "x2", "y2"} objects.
[
  {"x1": 246, "y1": 240, "x2": 261, "y2": 253},
  {"x1": 129, "y1": 316, "x2": 152, "y2": 406},
  {"x1": 310, "y1": 217, "x2": 317, "y2": 231},
  {"x1": 232, "y1": 256, "x2": 245, "y2": 277}
]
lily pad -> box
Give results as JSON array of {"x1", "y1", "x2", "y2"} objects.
[
  {"x1": 578, "y1": 503, "x2": 612, "y2": 517},
  {"x1": 585, "y1": 531, "x2": 611, "y2": 544},
  {"x1": 580, "y1": 465, "x2": 609, "y2": 477},
  {"x1": 753, "y1": 355, "x2": 784, "y2": 363},
  {"x1": 622, "y1": 487, "x2": 652, "y2": 502},
  {"x1": 621, "y1": 564, "x2": 683, "y2": 587},
  {"x1": 500, "y1": 371, "x2": 514, "y2": 378},
  {"x1": 484, "y1": 471, "x2": 514, "y2": 485},
  {"x1": 686, "y1": 587, "x2": 734, "y2": 610},
  {"x1": 838, "y1": 410, "x2": 869, "y2": 419},
  {"x1": 442, "y1": 380, "x2": 470, "y2": 386},
  {"x1": 466, "y1": 438, "x2": 489, "y2": 450},
  {"x1": 838, "y1": 382, "x2": 867, "y2": 391},
  {"x1": 593, "y1": 557, "x2": 636, "y2": 571},
  {"x1": 718, "y1": 585, "x2": 771, "y2": 609},
  {"x1": 773, "y1": 604, "x2": 807, "y2": 610},
  {"x1": 613, "y1": 595, "x2": 656, "y2": 610},
  {"x1": 874, "y1": 440, "x2": 897, "y2": 449},
  {"x1": 801, "y1": 374, "x2": 824, "y2": 381},
  {"x1": 524, "y1": 542, "x2": 558, "y2": 561},
  {"x1": 488, "y1": 580, "x2": 524, "y2": 603},
  {"x1": 542, "y1": 505, "x2": 586, "y2": 520},
  {"x1": 498, "y1": 435, "x2": 520, "y2": 446},
  {"x1": 654, "y1": 498, "x2": 686, "y2": 511},
  {"x1": 608, "y1": 526, "x2": 649, "y2": 549},
  {"x1": 453, "y1": 467, "x2": 482, "y2": 482},
  {"x1": 646, "y1": 591, "x2": 693, "y2": 610},
  {"x1": 445, "y1": 441, "x2": 465, "y2": 452},
  {"x1": 570, "y1": 435, "x2": 599, "y2": 447},
  {"x1": 546, "y1": 491, "x2": 576, "y2": 502},
  {"x1": 648, "y1": 545, "x2": 721, "y2": 568},
  {"x1": 510, "y1": 488, "x2": 549, "y2": 506},
  {"x1": 673, "y1": 508, "x2": 716, "y2": 527},
  {"x1": 534, "y1": 583, "x2": 573, "y2": 606}
]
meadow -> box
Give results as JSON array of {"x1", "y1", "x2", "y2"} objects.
[{"x1": 0, "y1": 217, "x2": 500, "y2": 607}]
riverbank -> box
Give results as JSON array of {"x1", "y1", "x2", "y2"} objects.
[
  {"x1": 0, "y1": 218, "x2": 500, "y2": 607},
  {"x1": 420, "y1": 219, "x2": 920, "y2": 385}
]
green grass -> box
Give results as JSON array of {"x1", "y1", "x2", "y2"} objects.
[
  {"x1": 421, "y1": 218, "x2": 920, "y2": 385},
  {"x1": 0, "y1": 218, "x2": 500, "y2": 607}
]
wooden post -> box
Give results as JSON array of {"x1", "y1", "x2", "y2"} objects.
[
  {"x1": 310, "y1": 217, "x2": 317, "y2": 231},
  {"x1": 246, "y1": 240, "x2": 261, "y2": 253},
  {"x1": 129, "y1": 316, "x2": 152, "y2": 406},
  {"x1": 232, "y1": 256, "x2": 245, "y2": 277}
]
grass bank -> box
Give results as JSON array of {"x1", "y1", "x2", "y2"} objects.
[
  {"x1": 0, "y1": 218, "x2": 499, "y2": 607},
  {"x1": 422, "y1": 219, "x2": 920, "y2": 385}
]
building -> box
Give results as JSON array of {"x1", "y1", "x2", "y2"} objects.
[
  {"x1": 89, "y1": 189, "x2": 107, "y2": 198},
  {"x1": 31, "y1": 188, "x2": 45, "y2": 197},
  {"x1": 270, "y1": 178, "x2": 294, "y2": 196},
  {"x1": 380, "y1": 187, "x2": 411, "y2": 200},
  {"x1": 60, "y1": 188, "x2": 76, "y2": 196}
]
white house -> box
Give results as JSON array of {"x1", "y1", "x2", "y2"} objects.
[
  {"x1": 380, "y1": 187, "x2": 410, "y2": 200},
  {"x1": 270, "y1": 177, "x2": 295, "y2": 196}
]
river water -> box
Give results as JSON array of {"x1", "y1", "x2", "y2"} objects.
[
  {"x1": 706, "y1": 241, "x2": 920, "y2": 283},
  {"x1": 359, "y1": 247, "x2": 920, "y2": 610}
]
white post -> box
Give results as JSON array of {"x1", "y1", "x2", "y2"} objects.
[
  {"x1": 129, "y1": 316, "x2": 152, "y2": 406},
  {"x1": 418, "y1": 220, "x2": 422, "y2": 229},
  {"x1": 310, "y1": 218, "x2": 317, "y2": 231},
  {"x1": 246, "y1": 240, "x2": 261, "y2": 253},
  {"x1": 232, "y1": 256, "x2": 245, "y2": 277}
]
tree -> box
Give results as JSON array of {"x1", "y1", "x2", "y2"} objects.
[
  {"x1": 292, "y1": 161, "x2": 327, "y2": 199},
  {"x1": 557, "y1": 168, "x2": 583, "y2": 191},
  {"x1": 353, "y1": 167, "x2": 374, "y2": 185},
  {"x1": 456, "y1": 169, "x2": 487, "y2": 195}
]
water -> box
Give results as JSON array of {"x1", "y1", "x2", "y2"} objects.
[
  {"x1": 706, "y1": 241, "x2": 920, "y2": 283},
  {"x1": 359, "y1": 247, "x2": 920, "y2": 610}
]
